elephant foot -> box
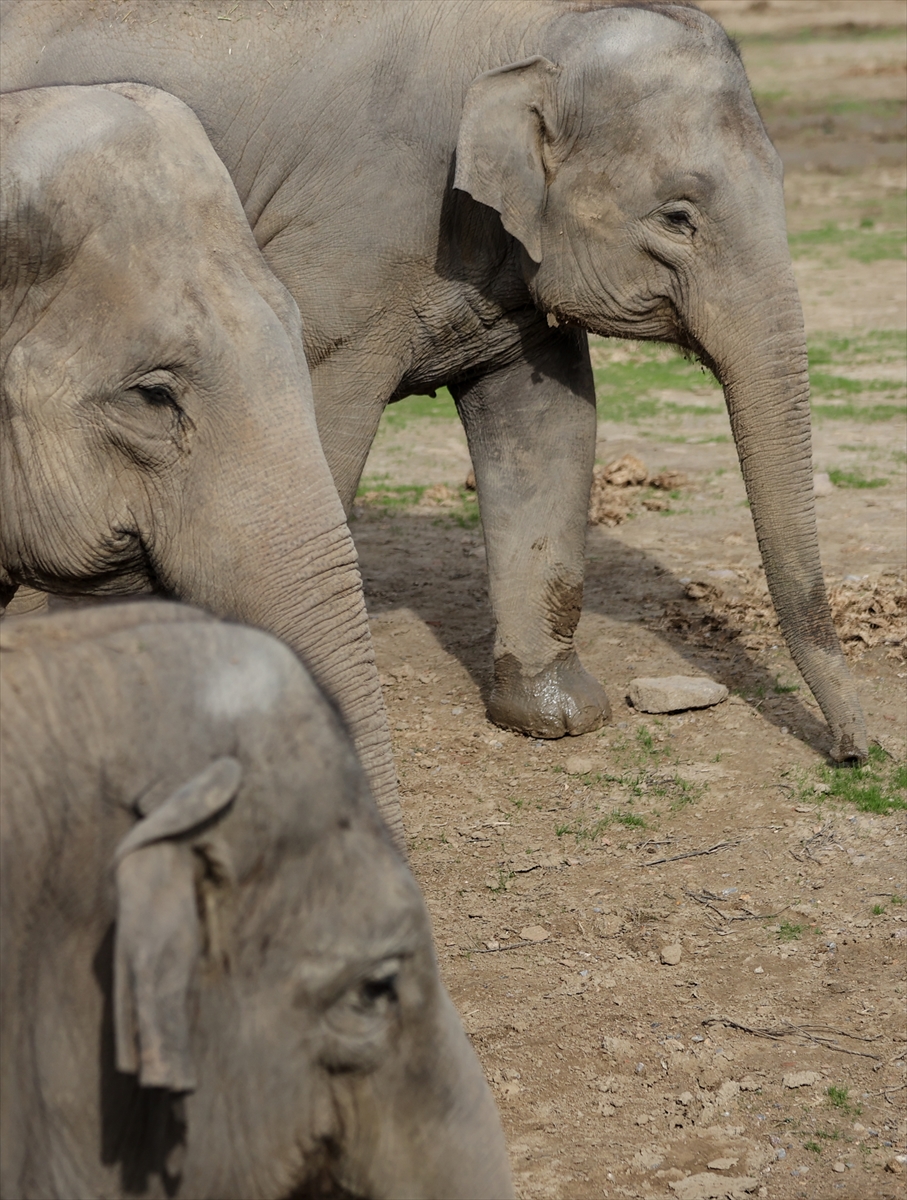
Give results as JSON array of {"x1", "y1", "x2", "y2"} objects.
[{"x1": 487, "y1": 651, "x2": 611, "y2": 738}]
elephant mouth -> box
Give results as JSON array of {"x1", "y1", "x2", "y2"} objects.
[{"x1": 285, "y1": 1159, "x2": 369, "y2": 1200}]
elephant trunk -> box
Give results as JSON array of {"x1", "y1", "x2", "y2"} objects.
[
  {"x1": 698, "y1": 264, "x2": 866, "y2": 761},
  {"x1": 151, "y1": 412, "x2": 403, "y2": 846}
]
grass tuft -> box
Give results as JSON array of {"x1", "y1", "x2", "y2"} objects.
[{"x1": 827, "y1": 468, "x2": 889, "y2": 489}]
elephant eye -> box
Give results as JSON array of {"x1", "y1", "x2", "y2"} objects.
[
  {"x1": 355, "y1": 963, "x2": 400, "y2": 1012},
  {"x1": 135, "y1": 382, "x2": 178, "y2": 408},
  {"x1": 663, "y1": 208, "x2": 697, "y2": 235}
]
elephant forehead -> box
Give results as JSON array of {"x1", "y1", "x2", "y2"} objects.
[{"x1": 201, "y1": 649, "x2": 287, "y2": 720}]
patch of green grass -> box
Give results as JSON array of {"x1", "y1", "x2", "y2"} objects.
[
  {"x1": 892, "y1": 894, "x2": 905, "y2": 906},
  {"x1": 804, "y1": 1140, "x2": 823, "y2": 1155},
  {"x1": 778, "y1": 920, "x2": 803, "y2": 942},
  {"x1": 808, "y1": 330, "x2": 906, "y2": 367},
  {"x1": 826, "y1": 1085, "x2": 861, "y2": 1116},
  {"x1": 356, "y1": 476, "x2": 481, "y2": 528},
  {"x1": 355, "y1": 479, "x2": 427, "y2": 510},
  {"x1": 380, "y1": 387, "x2": 457, "y2": 430},
  {"x1": 871, "y1": 903, "x2": 886, "y2": 916},
  {"x1": 592, "y1": 342, "x2": 721, "y2": 422},
  {"x1": 773, "y1": 677, "x2": 800, "y2": 694},
  {"x1": 817, "y1": 745, "x2": 907, "y2": 816},
  {"x1": 812, "y1": 401, "x2": 907, "y2": 422},
  {"x1": 790, "y1": 220, "x2": 906, "y2": 264},
  {"x1": 828, "y1": 468, "x2": 889, "y2": 489}
]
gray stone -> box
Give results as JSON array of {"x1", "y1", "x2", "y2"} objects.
[
  {"x1": 629, "y1": 675, "x2": 728, "y2": 713},
  {"x1": 660, "y1": 943, "x2": 683, "y2": 965}
]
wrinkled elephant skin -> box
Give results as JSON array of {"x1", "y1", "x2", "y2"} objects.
[
  {"x1": 0, "y1": 3, "x2": 867, "y2": 760},
  {"x1": 0, "y1": 603, "x2": 514, "y2": 1200},
  {"x1": 0, "y1": 83, "x2": 401, "y2": 836}
]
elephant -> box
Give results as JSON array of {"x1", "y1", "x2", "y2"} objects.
[
  {"x1": 0, "y1": 1, "x2": 867, "y2": 762},
  {"x1": 0, "y1": 601, "x2": 515, "y2": 1200},
  {"x1": 0, "y1": 82, "x2": 402, "y2": 842}
]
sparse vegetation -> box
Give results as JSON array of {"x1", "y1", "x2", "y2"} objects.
[
  {"x1": 826, "y1": 1086, "x2": 862, "y2": 1116},
  {"x1": 778, "y1": 921, "x2": 803, "y2": 942},
  {"x1": 828, "y1": 468, "x2": 889, "y2": 489},
  {"x1": 817, "y1": 745, "x2": 907, "y2": 815}
]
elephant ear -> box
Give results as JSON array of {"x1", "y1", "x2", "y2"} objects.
[
  {"x1": 113, "y1": 757, "x2": 241, "y2": 1092},
  {"x1": 454, "y1": 56, "x2": 561, "y2": 264}
]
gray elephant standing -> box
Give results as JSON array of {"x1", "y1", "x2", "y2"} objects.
[
  {"x1": 0, "y1": 602, "x2": 514, "y2": 1200},
  {"x1": 0, "y1": 1, "x2": 866, "y2": 760},
  {"x1": 0, "y1": 82, "x2": 401, "y2": 838}
]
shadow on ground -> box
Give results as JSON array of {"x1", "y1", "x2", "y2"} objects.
[{"x1": 353, "y1": 510, "x2": 834, "y2": 758}]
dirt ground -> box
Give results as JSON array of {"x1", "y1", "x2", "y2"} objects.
[{"x1": 352, "y1": 5, "x2": 907, "y2": 1198}]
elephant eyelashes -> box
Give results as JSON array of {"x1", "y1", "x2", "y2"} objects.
[
  {"x1": 662, "y1": 209, "x2": 697, "y2": 235},
  {"x1": 357, "y1": 968, "x2": 399, "y2": 1012},
  {"x1": 135, "y1": 383, "x2": 178, "y2": 408}
]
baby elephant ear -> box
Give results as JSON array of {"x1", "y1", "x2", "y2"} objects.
[
  {"x1": 454, "y1": 56, "x2": 560, "y2": 264},
  {"x1": 113, "y1": 757, "x2": 241, "y2": 1092}
]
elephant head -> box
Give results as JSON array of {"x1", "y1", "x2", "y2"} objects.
[
  {"x1": 0, "y1": 605, "x2": 513, "y2": 1199},
  {"x1": 454, "y1": 4, "x2": 866, "y2": 761},
  {"x1": 0, "y1": 84, "x2": 400, "y2": 828}
]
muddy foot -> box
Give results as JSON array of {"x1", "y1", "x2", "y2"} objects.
[{"x1": 487, "y1": 651, "x2": 611, "y2": 737}]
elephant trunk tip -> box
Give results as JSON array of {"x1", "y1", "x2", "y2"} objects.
[{"x1": 830, "y1": 728, "x2": 869, "y2": 765}]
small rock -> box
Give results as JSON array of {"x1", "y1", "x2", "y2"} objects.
[
  {"x1": 629, "y1": 675, "x2": 728, "y2": 714},
  {"x1": 782, "y1": 1070, "x2": 823, "y2": 1089},
  {"x1": 754, "y1": 967, "x2": 764, "y2": 974},
  {"x1": 564, "y1": 755, "x2": 594, "y2": 775},
  {"x1": 813, "y1": 471, "x2": 834, "y2": 497},
  {"x1": 519, "y1": 925, "x2": 550, "y2": 943},
  {"x1": 660, "y1": 944, "x2": 683, "y2": 965},
  {"x1": 885, "y1": 1158, "x2": 904, "y2": 1174},
  {"x1": 832, "y1": 1162, "x2": 846, "y2": 1173},
  {"x1": 669, "y1": 1173, "x2": 759, "y2": 1200},
  {"x1": 707, "y1": 1157, "x2": 739, "y2": 1170}
]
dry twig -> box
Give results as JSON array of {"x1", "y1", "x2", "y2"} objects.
[
  {"x1": 641, "y1": 839, "x2": 739, "y2": 867},
  {"x1": 703, "y1": 1016, "x2": 882, "y2": 1060}
]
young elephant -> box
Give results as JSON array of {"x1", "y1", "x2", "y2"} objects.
[
  {"x1": 0, "y1": 83, "x2": 400, "y2": 839},
  {"x1": 0, "y1": 603, "x2": 514, "y2": 1200}
]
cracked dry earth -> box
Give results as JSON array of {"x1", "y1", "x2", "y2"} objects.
[{"x1": 351, "y1": 5, "x2": 907, "y2": 1197}]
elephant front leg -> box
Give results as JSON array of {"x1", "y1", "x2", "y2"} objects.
[{"x1": 452, "y1": 325, "x2": 610, "y2": 737}]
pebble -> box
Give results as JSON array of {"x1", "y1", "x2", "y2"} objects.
[
  {"x1": 669, "y1": 1173, "x2": 759, "y2": 1200},
  {"x1": 833, "y1": 1162, "x2": 846, "y2": 1173},
  {"x1": 519, "y1": 925, "x2": 550, "y2": 943},
  {"x1": 660, "y1": 944, "x2": 683, "y2": 965},
  {"x1": 564, "y1": 755, "x2": 594, "y2": 775},
  {"x1": 629, "y1": 675, "x2": 728, "y2": 714},
  {"x1": 782, "y1": 1070, "x2": 823, "y2": 1089},
  {"x1": 813, "y1": 471, "x2": 835, "y2": 497}
]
